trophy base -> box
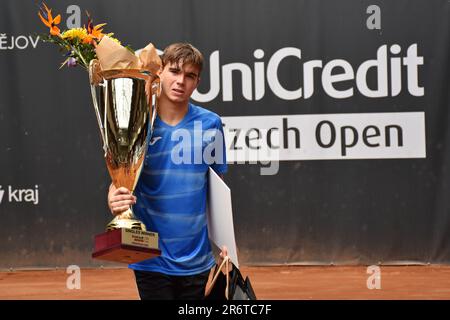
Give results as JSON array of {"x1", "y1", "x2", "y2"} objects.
[{"x1": 92, "y1": 228, "x2": 161, "y2": 264}]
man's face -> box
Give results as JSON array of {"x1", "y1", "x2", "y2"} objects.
[{"x1": 159, "y1": 61, "x2": 200, "y2": 105}]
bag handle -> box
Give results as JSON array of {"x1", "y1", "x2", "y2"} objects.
[{"x1": 205, "y1": 255, "x2": 231, "y2": 299}]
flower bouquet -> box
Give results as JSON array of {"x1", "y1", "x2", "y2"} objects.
[
  {"x1": 38, "y1": 2, "x2": 121, "y2": 70},
  {"x1": 37, "y1": 2, "x2": 161, "y2": 77}
]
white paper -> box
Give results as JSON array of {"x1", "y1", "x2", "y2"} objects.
[{"x1": 206, "y1": 168, "x2": 239, "y2": 268}]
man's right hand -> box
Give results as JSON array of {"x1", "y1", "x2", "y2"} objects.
[{"x1": 108, "y1": 184, "x2": 137, "y2": 216}]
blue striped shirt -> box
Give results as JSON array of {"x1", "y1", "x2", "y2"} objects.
[{"x1": 129, "y1": 103, "x2": 227, "y2": 275}]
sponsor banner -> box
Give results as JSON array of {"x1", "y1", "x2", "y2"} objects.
[
  {"x1": 223, "y1": 112, "x2": 426, "y2": 162},
  {"x1": 193, "y1": 44, "x2": 424, "y2": 103},
  {"x1": 0, "y1": 185, "x2": 40, "y2": 205},
  {"x1": 0, "y1": 34, "x2": 40, "y2": 50}
]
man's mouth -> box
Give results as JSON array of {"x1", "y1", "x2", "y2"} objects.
[{"x1": 172, "y1": 88, "x2": 184, "y2": 94}]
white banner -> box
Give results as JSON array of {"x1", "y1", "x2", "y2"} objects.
[{"x1": 222, "y1": 112, "x2": 426, "y2": 162}]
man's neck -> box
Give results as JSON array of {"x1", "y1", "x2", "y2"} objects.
[{"x1": 157, "y1": 95, "x2": 189, "y2": 126}]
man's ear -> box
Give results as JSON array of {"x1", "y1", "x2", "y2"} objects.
[{"x1": 195, "y1": 77, "x2": 201, "y2": 88}]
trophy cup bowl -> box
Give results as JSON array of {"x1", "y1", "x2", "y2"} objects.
[{"x1": 89, "y1": 60, "x2": 161, "y2": 264}]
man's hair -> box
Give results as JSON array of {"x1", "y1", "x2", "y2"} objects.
[{"x1": 161, "y1": 43, "x2": 204, "y2": 74}]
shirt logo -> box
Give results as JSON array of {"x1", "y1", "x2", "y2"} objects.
[{"x1": 150, "y1": 136, "x2": 162, "y2": 146}]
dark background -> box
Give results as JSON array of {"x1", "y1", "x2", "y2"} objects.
[{"x1": 0, "y1": 0, "x2": 449, "y2": 268}]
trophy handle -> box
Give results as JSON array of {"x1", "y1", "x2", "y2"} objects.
[
  {"x1": 89, "y1": 60, "x2": 108, "y2": 155},
  {"x1": 146, "y1": 75, "x2": 160, "y2": 137}
]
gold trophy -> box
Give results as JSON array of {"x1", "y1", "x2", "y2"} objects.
[
  {"x1": 89, "y1": 37, "x2": 161, "y2": 263},
  {"x1": 36, "y1": 3, "x2": 162, "y2": 264}
]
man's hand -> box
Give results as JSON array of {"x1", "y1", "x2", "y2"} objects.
[
  {"x1": 219, "y1": 245, "x2": 228, "y2": 260},
  {"x1": 108, "y1": 184, "x2": 136, "y2": 216},
  {"x1": 218, "y1": 245, "x2": 233, "y2": 273}
]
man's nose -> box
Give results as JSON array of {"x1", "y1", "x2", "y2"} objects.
[{"x1": 176, "y1": 74, "x2": 185, "y2": 85}]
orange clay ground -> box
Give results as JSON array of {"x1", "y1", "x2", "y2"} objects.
[{"x1": 1, "y1": 265, "x2": 449, "y2": 300}]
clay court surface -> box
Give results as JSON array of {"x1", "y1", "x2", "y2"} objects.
[{"x1": 1, "y1": 265, "x2": 450, "y2": 300}]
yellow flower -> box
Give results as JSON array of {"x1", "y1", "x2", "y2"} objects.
[{"x1": 61, "y1": 28, "x2": 88, "y2": 41}]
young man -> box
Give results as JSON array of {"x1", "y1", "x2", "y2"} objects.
[{"x1": 107, "y1": 43, "x2": 228, "y2": 300}]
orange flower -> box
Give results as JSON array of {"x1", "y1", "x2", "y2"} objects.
[
  {"x1": 83, "y1": 14, "x2": 106, "y2": 44},
  {"x1": 38, "y1": 3, "x2": 61, "y2": 36}
]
